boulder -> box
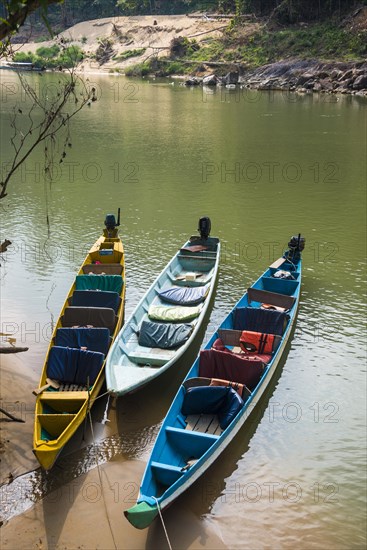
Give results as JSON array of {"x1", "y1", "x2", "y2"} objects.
[
  {"x1": 296, "y1": 72, "x2": 314, "y2": 86},
  {"x1": 339, "y1": 68, "x2": 354, "y2": 81},
  {"x1": 202, "y1": 74, "x2": 219, "y2": 86},
  {"x1": 222, "y1": 71, "x2": 239, "y2": 85},
  {"x1": 185, "y1": 77, "x2": 201, "y2": 86},
  {"x1": 352, "y1": 74, "x2": 367, "y2": 90}
]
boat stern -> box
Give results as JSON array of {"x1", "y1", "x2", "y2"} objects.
[
  {"x1": 124, "y1": 501, "x2": 159, "y2": 529},
  {"x1": 33, "y1": 444, "x2": 60, "y2": 470}
]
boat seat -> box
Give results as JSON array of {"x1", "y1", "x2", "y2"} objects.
[
  {"x1": 258, "y1": 277, "x2": 299, "y2": 295},
  {"x1": 158, "y1": 284, "x2": 210, "y2": 306},
  {"x1": 82, "y1": 263, "x2": 123, "y2": 275},
  {"x1": 138, "y1": 320, "x2": 193, "y2": 350},
  {"x1": 46, "y1": 346, "x2": 104, "y2": 386},
  {"x1": 216, "y1": 331, "x2": 280, "y2": 361},
  {"x1": 55, "y1": 327, "x2": 111, "y2": 355},
  {"x1": 269, "y1": 257, "x2": 286, "y2": 269},
  {"x1": 151, "y1": 461, "x2": 184, "y2": 486},
  {"x1": 75, "y1": 274, "x2": 123, "y2": 294},
  {"x1": 233, "y1": 307, "x2": 288, "y2": 336},
  {"x1": 61, "y1": 306, "x2": 117, "y2": 334},
  {"x1": 185, "y1": 414, "x2": 222, "y2": 435},
  {"x1": 183, "y1": 376, "x2": 251, "y2": 400},
  {"x1": 198, "y1": 349, "x2": 265, "y2": 391},
  {"x1": 247, "y1": 288, "x2": 296, "y2": 310},
  {"x1": 70, "y1": 290, "x2": 121, "y2": 313},
  {"x1": 165, "y1": 426, "x2": 218, "y2": 458},
  {"x1": 182, "y1": 385, "x2": 244, "y2": 430},
  {"x1": 148, "y1": 304, "x2": 201, "y2": 323},
  {"x1": 118, "y1": 339, "x2": 175, "y2": 366}
]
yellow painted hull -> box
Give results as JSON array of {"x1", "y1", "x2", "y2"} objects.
[{"x1": 33, "y1": 228, "x2": 125, "y2": 470}]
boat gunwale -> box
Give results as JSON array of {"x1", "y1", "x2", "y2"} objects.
[
  {"x1": 106, "y1": 236, "x2": 221, "y2": 396},
  {"x1": 131, "y1": 256, "x2": 302, "y2": 517}
]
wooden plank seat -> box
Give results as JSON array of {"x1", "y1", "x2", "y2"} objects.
[
  {"x1": 151, "y1": 461, "x2": 184, "y2": 486},
  {"x1": 181, "y1": 384, "x2": 244, "y2": 431},
  {"x1": 269, "y1": 257, "x2": 286, "y2": 269},
  {"x1": 258, "y1": 277, "x2": 299, "y2": 295},
  {"x1": 185, "y1": 414, "x2": 222, "y2": 436},
  {"x1": 82, "y1": 263, "x2": 123, "y2": 275},
  {"x1": 166, "y1": 426, "x2": 219, "y2": 458},
  {"x1": 40, "y1": 391, "x2": 89, "y2": 413},
  {"x1": 118, "y1": 339, "x2": 176, "y2": 366},
  {"x1": 247, "y1": 287, "x2": 296, "y2": 310},
  {"x1": 61, "y1": 306, "x2": 117, "y2": 335}
]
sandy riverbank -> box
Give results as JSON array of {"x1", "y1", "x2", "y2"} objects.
[{"x1": 15, "y1": 14, "x2": 229, "y2": 74}]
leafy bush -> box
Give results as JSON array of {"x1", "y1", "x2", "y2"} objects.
[
  {"x1": 13, "y1": 51, "x2": 36, "y2": 64},
  {"x1": 36, "y1": 45, "x2": 60, "y2": 59},
  {"x1": 113, "y1": 48, "x2": 146, "y2": 61},
  {"x1": 125, "y1": 61, "x2": 151, "y2": 76},
  {"x1": 13, "y1": 44, "x2": 84, "y2": 69}
]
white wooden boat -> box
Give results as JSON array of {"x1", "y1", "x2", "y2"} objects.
[{"x1": 106, "y1": 218, "x2": 220, "y2": 396}]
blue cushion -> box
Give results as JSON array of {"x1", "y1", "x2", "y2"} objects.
[
  {"x1": 47, "y1": 346, "x2": 104, "y2": 386},
  {"x1": 182, "y1": 386, "x2": 244, "y2": 430},
  {"x1": 55, "y1": 327, "x2": 110, "y2": 355},
  {"x1": 138, "y1": 320, "x2": 193, "y2": 349},
  {"x1": 158, "y1": 284, "x2": 209, "y2": 306},
  {"x1": 233, "y1": 307, "x2": 288, "y2": 336},
  {"x1": 71, "y1": 290, "x2": 120, "y2": 313}
]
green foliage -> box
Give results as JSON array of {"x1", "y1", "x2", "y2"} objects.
[
  {"x1": 59, "y1": 45, "x2": 84, "y2": 66},
  {"x1": 238, "y1": 24, "x2": 367, "y2": 64},
  {"x1": 112, "y1": 48, "x2": 146, "y2": 61},
  {"x1": 13, "y1": 51, "x2": 37, "y2": 64},
  {"x1": 35, "y1": 44, "x2": 60, "y2": 58},
  {"x1": 124, "y1": 61, "x2": 152, "y2": 76},
  {"x1": 170, "y1": 37, "x2": 200, "y2": 58},
  {"x1": 13, "y1": 44, "x2": 84, "y2": 69}
]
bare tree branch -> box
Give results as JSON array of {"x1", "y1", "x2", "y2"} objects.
[{"x1": 0, "y1": 64, "x2": 95, "y2": 200}]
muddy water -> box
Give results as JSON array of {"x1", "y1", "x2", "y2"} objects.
[{"x1": 0, "y1": 73, "x2": 366, "y2": 548}]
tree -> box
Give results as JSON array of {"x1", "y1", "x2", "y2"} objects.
[
  {"x1": 0, "y1": 0, "x2": 94, "y2": 203},
  {"x1": 0, "y1": 1, "x2": 63, "y2": 46}
]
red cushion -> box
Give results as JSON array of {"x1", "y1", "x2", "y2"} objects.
[{"x1": 199, "y1": 349, "x2": 265, "y2": 391}]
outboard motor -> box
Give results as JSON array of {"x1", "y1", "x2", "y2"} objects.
[
  {"x1": 104, "y1": 208, "x2": 120, "y2": 237},
  {"x1": 198, "y1": 217, "x2": 211, "y2": 240},
  {"x1": 286, "y1": 233, "x2": 305, "y2": 262}
]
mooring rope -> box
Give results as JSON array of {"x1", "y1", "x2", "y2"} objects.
[
  {"x1": 153, "y1": 496, "x2": 173, "y2": 550},
  {"x1": 88, "y1": 407, "x2": 118, "y2": 550}
]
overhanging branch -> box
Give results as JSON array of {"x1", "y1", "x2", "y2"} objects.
[{"x1": 0, "y1": 0, "x2": 63, "y2": 42}]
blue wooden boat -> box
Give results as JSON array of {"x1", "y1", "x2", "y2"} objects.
[
  {"x1": 106, "y1": 218, "x2": 220, "y2": 396},
  {"x1": 124, "y1": 235, "x2": 305, "y2": 529}
]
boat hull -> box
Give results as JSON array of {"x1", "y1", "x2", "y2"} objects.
[
  {"x1": 106, "y1": 235, "x2": 220, "y2": 396},
  {"x1": 125, "y1": 240, "x2": 304, "y2": 528},
  {"x1": 33, "y1": 227, "x2": 125, "y2": 470}
]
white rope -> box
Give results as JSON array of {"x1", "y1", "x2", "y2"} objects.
[
  {"x1": 101, "y1": 393, "x2": 111, "y2": 424},
  {"x1": 153, "y1": 497, "x2": 173, "y2": 550},
  {"x1": 88, "y1": 407, "x2": 118, "y2": 550}
]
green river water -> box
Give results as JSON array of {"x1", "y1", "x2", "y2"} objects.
[{"x1": 0, "y1": 72, "x2": 366, "y2": 549}]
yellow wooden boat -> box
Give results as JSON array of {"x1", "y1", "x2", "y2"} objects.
[{"x1": 33, "y1": 211, "x2": 125, "y2": 470}]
